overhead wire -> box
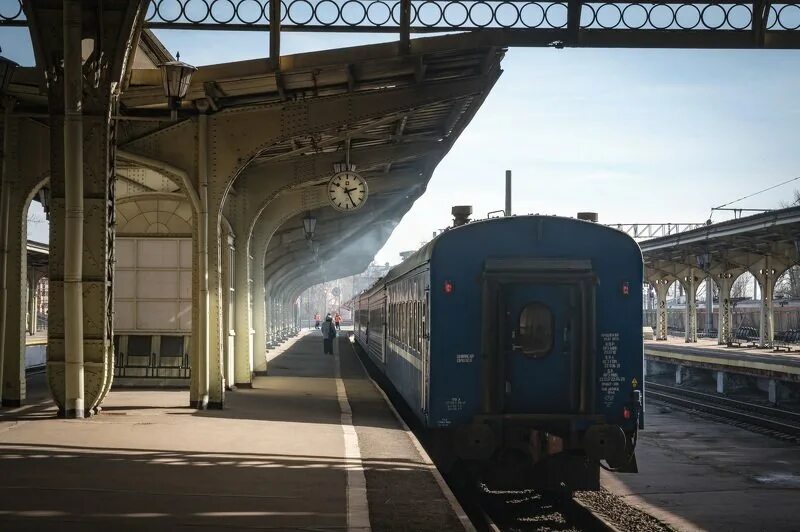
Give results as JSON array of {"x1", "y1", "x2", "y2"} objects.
[{"x1": 708, "y1": 175, "x2": 800, "y2": 221}]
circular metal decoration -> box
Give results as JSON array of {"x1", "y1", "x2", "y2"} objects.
[{"x1": 327, "y1": 170, "x2": 368, "y2": 212}]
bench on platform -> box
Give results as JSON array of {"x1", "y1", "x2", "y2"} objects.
[
  {"x1": 727, "y1": 325, "x2": 759, "y2": 348},
  {"x1": 774, "y1": 330, "x2": 800, "y2": 352}
]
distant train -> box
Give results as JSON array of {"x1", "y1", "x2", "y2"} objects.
[{"x1": 353, "y1": 213, "x2": 643, "y2": 489}]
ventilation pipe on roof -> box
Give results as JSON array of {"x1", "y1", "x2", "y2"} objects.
[
  {"x1": 577, "y1": 212, "x2": 598, "y2": 223},
  {"x1": 452, "y1": 205, "x2": 472, "y2": 227},
  {"x1": 505, "y1": 170, "x2": 512, "y2": 217}
]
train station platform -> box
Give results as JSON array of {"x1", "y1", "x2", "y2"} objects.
[
  {"x1": 0, "y1": 331, "x2": 469, "y2": 531},
  {"x1": 603, "y1": 402, "x2": 800, "y2": 531},
  {"x1": 645, "y1": 338, "x2": 800, "y2": 383}
]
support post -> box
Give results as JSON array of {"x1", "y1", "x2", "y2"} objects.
[
  {"x1": 684, "y1": 271, "x2": 697, "y2": 343},
  {"x1": 234, "y1": 240, "x2": 253, "y2": 386},
  {"x1": 194, "y1": 107, "x2": 210, "y2": 409},
  {"x1": 655, "y1": 281, "x2": 668, "y2": 341},
  {"x1": 0, "y1": 98, "x2": 11, "y2": 403},
  {"x1": 705, "y1": 276, "x2": 713, "y2": 335},
  {"x1": 223, "y1": 233, "x2": 236, "y2": 389},
  {"x1": 252, "y1": 237, "x2": 268, "y2": 374},
  {"x1": 758, "y1": 260, "x2": 775, "y2": 348},
  {"x1": 28, "y1": 273, "x2": 37, "y2": 335},
  {"x1": 0, "y1": 118, "x2": 31, "y2": 409},
  {"x1": 718, "y1": 274, "x2": 733, "y2": 345},
  {"x1": 63, "y1": 0, "x2": 85, "y2": 418},
  {"x1": 768, "y1": 379, "x2": 778, "y2": 405}
]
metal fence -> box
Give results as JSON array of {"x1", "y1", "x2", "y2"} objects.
[{"x1": 643, "y1": 307, "x2": 800, "y2": 335}]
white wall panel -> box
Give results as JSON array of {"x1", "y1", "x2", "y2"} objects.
[
  {"x1": 115, "y1": 237, "x2": 192, "y2": 333},
  {"x1": 178, "y1": 301, "x2": 192, "y2": 330},
  {"x1": 180, "y1": 239, "x2": 192, "y2": 268},
  {"x1": 115, "y1": 301, "x2": 135, "y2": 330},
  {"x1": 179, "y1": 271, "x2": 192, "y2": 299},
  {"x1": 138, "y1": 239, "x2": 179, "y2": 268},
  {"x1": 116, "y1": 239, "x2": 136, "y2": 268},
  {"x1": 137, "y1": 270, "x2": 179, "y2": 299},
  {"x1": 115, "y1": 270, "x2": 136, "y2": 299},
  {"x1": 137, "y1": 301, "x2": 181, "y2": 330}
]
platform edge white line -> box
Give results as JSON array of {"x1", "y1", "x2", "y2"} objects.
[
  {"x1": 335, "y1": 346, "x2": 372, "y2": 532},
  {"x1": 348, "y1": 339, "x2": 477, "y2": 532}
]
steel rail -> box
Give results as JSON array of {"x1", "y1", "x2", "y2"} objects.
[
  {"x1": 646, "y1": 382, "x2": 800, "y2": 438},
  {"x1": 647, "y1": 381, "x2": 800, "y2": 423}
]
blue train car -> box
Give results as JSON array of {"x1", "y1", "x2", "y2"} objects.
[{"x1": 354, "y1": 214, "x2": 643, "y2": 489}]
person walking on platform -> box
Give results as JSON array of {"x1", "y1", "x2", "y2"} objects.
[
  {"x1": 334, "y1": 312, "x2": 342, "y2": 331},
  {"x1": 314, "y1": 313, "x2": 321, "y2": 329},
  {"x1": 321, "y1": 314, "x2": 337, "y2": 355}
]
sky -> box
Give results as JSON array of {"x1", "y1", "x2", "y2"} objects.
[{"x1": 7, "y1": 27, "x2": 800, "y2": 264}]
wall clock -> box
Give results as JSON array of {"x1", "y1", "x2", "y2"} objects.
[{"x1": 327, "y1": 170, "x2": 368, "y2": 212}]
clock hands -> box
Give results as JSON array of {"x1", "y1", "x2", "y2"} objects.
[{"x1": 344, "y1": 188, "x2": 357, "y2": 206}]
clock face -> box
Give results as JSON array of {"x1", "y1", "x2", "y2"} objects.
[{"x1": 327, "y1": 171, "x2": 368, "y2": 212}]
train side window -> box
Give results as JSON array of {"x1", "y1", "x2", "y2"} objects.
[{"x1": 517, "y1": 302, "x2": 553, "y2": 358}]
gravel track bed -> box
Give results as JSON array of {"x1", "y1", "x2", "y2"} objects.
[
  {"x1": 480, "y1": 485, "x2": 580, "y2": 531},
  {"x1": 574, "y1": 489, "x2": 675, "y2": 532}
]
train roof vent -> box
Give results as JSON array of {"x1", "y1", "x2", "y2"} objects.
[
  {"x1": 577, "y1": 212, "x2": 598, "y2": 223},
  {"x1": 452, "y1": 205, "x2": 473, "y2": 227}
]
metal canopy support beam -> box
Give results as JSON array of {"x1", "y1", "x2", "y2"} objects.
[
  {"x1": 269, "y1": 0, "x2": 281, "y2": 69},
  {"x1": 752, "y1": 0, "x2": 771, "y2": 47},
  {"x1": 399, "y1": 0, "x2": 411, "y2": 55},
  {"x1": 567, "y1": 0, "x2": 582, "y2": 45}
]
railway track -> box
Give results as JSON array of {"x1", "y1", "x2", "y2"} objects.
[
  {"x1": 353, "y1": 340, "x2": 626, "y2": 531},
  {"x1": 645, "y1": 381, "x2": 800, "y2": 440},
  {"x1": 469, "y1": 482, "x2": 671, "y2": 532},
  {"x1": 468, "y1": 482, "x2": 618, "y2": 532}
]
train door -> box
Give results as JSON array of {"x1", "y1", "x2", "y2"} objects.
[
  {"x1": 482, "y1": 259, "x2": 595, "y2": 416},
  {"x1": 501, "y1": 283, "x2": 579, "y2": 414},
  {"x1": 421, "y1": 284, "x2": 430, "y2": 423}
]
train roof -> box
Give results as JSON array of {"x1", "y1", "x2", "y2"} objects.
[{"x1": 373, "y1": 214, "x2": 634, "y2": 289}]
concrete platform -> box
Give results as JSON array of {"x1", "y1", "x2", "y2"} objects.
[
  {"x1": 603, "y1": 403, "x2": 800, "y2": 532},
  {"x1": 646, "y1": 338, "x2": 800, "y2": 382},
  {"x1": 0, "y1": 331, "x2": 468, "y2": 531}
]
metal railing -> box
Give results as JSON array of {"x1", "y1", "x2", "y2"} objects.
[{"x1": 3, "y1": 1, "x2": 800, "y2": 44}]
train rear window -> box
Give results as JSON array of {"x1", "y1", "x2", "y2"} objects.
[{"x1": 518, "y1": 303, "x2": 553, "y2": 358}]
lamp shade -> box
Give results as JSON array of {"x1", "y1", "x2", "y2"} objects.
[
  {"x1": 303, "y1": 215, "x2": 317, "y2": 239},
  {"x1": 158, "y1": 59, "x2": 197, "y2": 104},
  {"x1": 0, "y1": 53, "x2": 19, "y2": 94}
]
